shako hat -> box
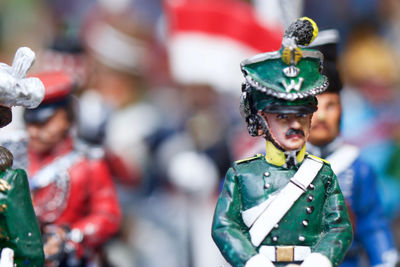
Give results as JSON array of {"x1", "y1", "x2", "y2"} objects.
[
  {"x1": 240, "y1": 17, "x2": 328, "y2": 136},
  {"x1": 23, "y1": 71, "x2": 74, "y2": 124},
  {"x1": 240, "y1": 17, "x2": 328, "y2": 115}
]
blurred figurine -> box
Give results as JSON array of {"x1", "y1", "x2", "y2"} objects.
[
  {"x1": 77, "y1": 4, "x2": 165, "y2": 267},
  {"x1": 339, "y1": 26, "x2": 400, "y2": 218},
  {"x1": 78, "y1": 3, "x2": 160, "y2": 188},
  {"x1": 212, "y1": 18, "x2": 353, "y2": 267},
  {"x1": 307, "y1": 30, "x2": 398, "y2": 267},
  {"x1": 23, "y1": 71, "x2": 121, "y2": 266},
  {"x1": 0, "y1": 47, "x2": 45, "y2": 266}
]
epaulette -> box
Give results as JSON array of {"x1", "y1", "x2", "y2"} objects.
[
  {"x1": 82, "y1": 146, "x2": 105, "y2": 160},
  {"x1": 307, "y1": 153, "x2": 330, "y2": 165},
  {"x1": 75, "y1": 141, "x2": 105, "y2": 160},
  {"x1": 235, "y1": 154, "x2": 264, "y2": 165}
]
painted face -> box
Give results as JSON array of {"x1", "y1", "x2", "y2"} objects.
[
  {"x1": 261, "y1": 111, "x2": 313, "y2": 151},
  {"x1": 309, "y1": 93, "x2": 341, "y2": 146},
  {"x1": 26, "y1": 109, "x2": 71, "y2": 154}
]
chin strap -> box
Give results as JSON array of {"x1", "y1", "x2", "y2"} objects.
[{"x1": 258, "y1": 113, "x2": 306, "y2": 168}]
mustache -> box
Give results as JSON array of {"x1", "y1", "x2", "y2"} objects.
[{"x1": 286, "y1": 128, "x2": 305, "y2": 137}]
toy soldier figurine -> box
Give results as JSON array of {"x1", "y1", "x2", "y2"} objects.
[
  {"x1": 307, "y1": 30, "x2": 398, "y2": 267},
  {"x1": 212, "y1": 18, "x2": 353, "y2": 267},
  {"x1": 23, "y1": 71, "x2": 121, "y2": 266},
  {"x1": 0, "y1": 47, "x2": 45, "y2": 266}
]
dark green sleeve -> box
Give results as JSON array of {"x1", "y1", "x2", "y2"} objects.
[
  {"x1": 3, "y1": 168, "x2": 44, "y2": 266},
  {"x1": 313, "y1": 165, "x2": 353, "y2": 267},
  {"x1": 211, "y1": 167, "x2": 257, "y2": 267}
]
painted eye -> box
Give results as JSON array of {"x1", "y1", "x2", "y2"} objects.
[
  {"x1": 277, "y1": 114, "x2": 288, "y2": 119},
  {"x1": 296, "y1": 113, "x2": 307, "y2": 118}
]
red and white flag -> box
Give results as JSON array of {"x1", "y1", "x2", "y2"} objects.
[{"x1": 164, "y1": 0, "x2": 284, "y2": 95}]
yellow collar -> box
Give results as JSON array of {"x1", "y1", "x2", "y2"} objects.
[{"x1": 265, "y1": 141, "x2": 306, "y2": 167}]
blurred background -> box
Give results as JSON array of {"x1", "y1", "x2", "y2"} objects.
[{"x1": 1, "y1": 0, "x2": 400, "y2": 266}]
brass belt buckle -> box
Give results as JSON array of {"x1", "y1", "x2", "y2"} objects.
[{"x1": 276, "y1": 246, "x2": 294, "y2": 262}]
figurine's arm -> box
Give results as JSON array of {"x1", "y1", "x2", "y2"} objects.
[
  {"x1": 307, "y1": 165, "x2": 353, "y2": 267},
  {"x1": 4, "y1": 169, "x2": 44, "y2": 267},
  {"x1": 353, "y1": 160, "x2": 397, "y2": 266},
  {"x1": 212, "y1": 167, "x2": 273, "y2": 267},
  {"x1": 68, "y1": 159, "x2": 121, "y2": 256}
]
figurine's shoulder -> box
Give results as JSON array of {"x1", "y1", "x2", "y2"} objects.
[
  {"x1": 305, "y1": 153, "x2": 336, "y2": 178},
  {"x1": 0, "y1": 168, "x2": 28, "y2": 193},
  {"x1": 0, "y1": 146, "x2": 23, "y2": 187},
  {"x1": 306, "y1": 153, "x2": 330, "y2": 165},
  {"x1": 73, "y1": 140, "x2": 105, "y2": 161},
  {"x1": 234, "y1": 153, "x2": 264, "y2": 166},
  {"x1": 233, "y1": 154, "x2": 266, "y2": 174}
]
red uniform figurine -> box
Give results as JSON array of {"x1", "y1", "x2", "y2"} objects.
[{"x1": 23, "y1": 71, "x2": 122, "y2": 266}]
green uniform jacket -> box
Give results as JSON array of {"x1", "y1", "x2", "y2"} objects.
[
  {"x1": 0, "y1": 168, "x2": 44, "y2": 266},
  {"x1": 212, "y1": 154, "x2": 353, "y2": 267}
]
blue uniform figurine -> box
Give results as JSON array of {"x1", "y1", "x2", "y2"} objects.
[{"x1": 307, "y1": 29, "x2": 397, "y2": 267}]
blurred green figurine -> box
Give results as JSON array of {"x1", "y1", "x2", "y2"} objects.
[
  {"x1": 0, "y1": 47, "x2": 45, "y2": 266},
  {"x1": 212, "y1": 18, "x2": 353, "y2": 267}
]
